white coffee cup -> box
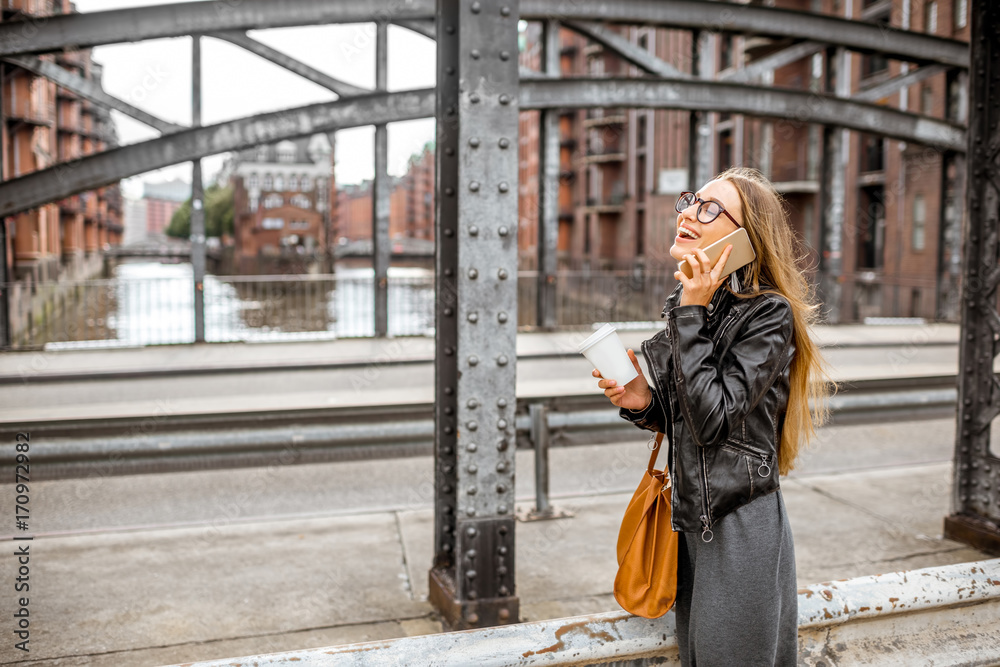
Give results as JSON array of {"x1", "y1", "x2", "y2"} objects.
[{"x1": 577, "y1": 323, "x2": 639, "y2": 386}]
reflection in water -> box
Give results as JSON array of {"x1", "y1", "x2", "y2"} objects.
[{"x1": 41, "y1": 262, "x2": 435, "y2": 349}]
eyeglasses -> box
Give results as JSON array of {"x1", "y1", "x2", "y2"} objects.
[{"x1": 675, "y1": 191, "x2": 741, "y2": 228}]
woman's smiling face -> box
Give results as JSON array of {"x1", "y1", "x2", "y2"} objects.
[{"x1": 669, "y1": 179, "x2": 743, "y2": 263}]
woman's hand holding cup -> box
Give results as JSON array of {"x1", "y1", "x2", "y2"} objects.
[{"x1": 593, "y1": 349, "x2": 652, "y2": 411}]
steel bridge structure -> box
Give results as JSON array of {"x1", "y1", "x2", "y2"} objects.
[{"x1": 0, "y1": 0, "x2": 996, "y2": 634}]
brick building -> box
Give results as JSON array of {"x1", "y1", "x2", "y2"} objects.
[
  {"x1": 142, "y1": 179, "x2": 189, "y2": 236},
  {"x1": 228, "y1": 134, "x2": 335, "y2": 273},
  {"x1": 333, "y1": 143, "x2": 436, "y2": 244},
  {"x1": 1, "y1": 0, "x2": 123, "y2": 287},
  {"x1": 517, "y1": 0, "x2": 970, "y2": 321}
]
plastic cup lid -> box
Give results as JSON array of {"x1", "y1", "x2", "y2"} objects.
[{"x1": 577, "y1": 323, "x2": 617, "y2": 354}]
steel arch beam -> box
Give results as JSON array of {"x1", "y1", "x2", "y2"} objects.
[
  {"x1": 520, "y1": 0, "x2": 968, "y2": 69},
  {"x1": 518, "y1": 77, "x2": 966, "y2": 152},
  {"x1": 0, "y1": 0, "x2": 967, "y2": 72},
  {"x1": 0, "y1": 88, "x2": 434, "y2": 217},
  {"x1": 0, "y1": 0, "x2": 436, "y2": 57}
]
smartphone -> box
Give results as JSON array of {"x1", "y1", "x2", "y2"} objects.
[{"x1": 677, "y1": 227, "x2": 756, "y2": 280}]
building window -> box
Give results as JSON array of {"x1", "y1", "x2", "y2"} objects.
[
  {"x1": 247, "y1": 172, "x2": 258, "y2": 189},
  {"x1": 263, "y1": 173, "x2": 273, "y2": 190},
  {"x1": 300, "y1": 176, "x2": 313, "y2": 191},
  {"x1": 288, "y1": 174, "x2": 298, "y2": 191},
  {"x1": 249, "y1": 196, "x2": 258, "y2": 212},
  {"x1": 255, "y1": 146, "x2": 269, "y2": 162},
  {"x1": 720, "y1": 34, "x2": 734, "y2": 71},
  {"x1": 291, "y1": 194, "x2": 311, "y2": 209},
  {"x1": 913, "y1": 194, "x2": 926, "y2": 251},
  {"x1": 924, "y1": 1, "x2": 937, "y2": 33},
  {"x1": 263, "y1": 193, "x2": 284, "y2": 209},
  {"x1": 954, "y1": 0, "x2": 967, "y2": 29},
  {"x1": 274, "y1": 175, "x2": 284, "y2": 191},
  {"x1": 289, "y1": 220, "x2": 310, "y2": 230},
  {"x1": 277, "y1": 141, "x2": 296, "y2": 163},
  {"x1": 261, "y1": 217, "x2": 284, "y2": 230}
]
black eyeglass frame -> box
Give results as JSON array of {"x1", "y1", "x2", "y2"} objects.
[{"x1": 675, "y1": 191, "x2": 742, "y2": 228}]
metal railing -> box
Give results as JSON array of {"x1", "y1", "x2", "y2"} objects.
[{"x1": 5, "y1": 265, "x2": 684, "y2": 349}]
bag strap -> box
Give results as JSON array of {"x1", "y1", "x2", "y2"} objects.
[{"x1": 647, "y1": 432, "x2": 665, "y2": 473}]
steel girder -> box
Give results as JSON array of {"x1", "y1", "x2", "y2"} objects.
[
  {"x1": 0, "y1": 77, "x2": 967, "y2": 217},
  {"x1": 429, "y1": 0, "x2": 521, "y2": 632},
  {"x1": 0, "y1": 0, "x2": 967, "y2": 72},
  {"x1": 520, "y1": 77, "x2": 967, "y2": 152},
  {"x1": 945, "y1": 0, "x2": 1000, "y2": 553},
  {"x1": 519, "y1": 0, "x2": 968, "y2": 69},
  {"x1": 0, "y1": 89, "x2": 434, "y2": 217}
]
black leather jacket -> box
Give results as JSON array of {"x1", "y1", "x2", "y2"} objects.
[{"x1": 620, "y1": 279, "x2": 796, "y2": 542}]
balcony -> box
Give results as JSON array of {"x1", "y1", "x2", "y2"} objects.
[{"x1": 4, "y1": 99, "x2": 54, "y2": 126}]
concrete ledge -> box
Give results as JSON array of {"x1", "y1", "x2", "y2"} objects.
[{"x1": 163, "y1": 559, "x2": 1000, "y2": 667}]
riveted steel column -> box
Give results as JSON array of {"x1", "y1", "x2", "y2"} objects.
[
  {"x1": 944, "y1": 0, "x2": 1000, "y2": 554},
  {"x1": 373, "y1": 21, "x2": 390, "y2": 337},
  {"x1": 687, "y1": 30, "x2": 712, "y2": 191},
  {"x1": 0, "y1": 63, "x2": 9, "y2": 349},
  {"x1": 536, "y1": 20, "x2": 559, "y2": 330},
  {"x1": 191, "y1": 35, "x2": 206, "y2": 342},
  {"x1": 429, "y1": 0, "x2": 520, "y2": 631},
  {"x1": 818, "y1": 46, "x2": 848, "y2": 324}
]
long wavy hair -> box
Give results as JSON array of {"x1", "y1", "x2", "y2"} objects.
[{"x1": 715, "y1": 166, "x2": 835, "y2": 475}]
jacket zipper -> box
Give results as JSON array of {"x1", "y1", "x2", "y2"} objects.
[
  {"x1": 724, "y1": 439, "x2": 772, "y2": 478},
  {"x1": 698, "y1": 447, "x2": 713, "y2": 542}
]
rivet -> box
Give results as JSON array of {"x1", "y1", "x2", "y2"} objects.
[
  {"x1": 469, "y1": 137, "x2": 481, "y2": 148},
  {"x1": 498, "y1": 268, "x2": 509, "y2": 279},
  {"x1": 466, "y1": 549, "x2": 477, "y2": 559},
  {"x1": 467, "y1": 485, "x2": 478, "y2": 495},
  {"x1": 469, "y1": 225, "x2": 479, "y2": 236},
  {"x1": 469, "y1": 268, "x2": 479, "y2": 279},
  {"x1": 470, "y1": 49, "x2": 481, "y2": 60},
  {"x1": 497, "y1": 398, "x2": 508, "y2": 408},
  {"x1": 445, "y1": 26, "x2": 455, "y2": 35},
  {"x1": 498, "y1": 181, "x2": 509, "y2": 193},
  {"x1": 498, "y1": 545, "x2": 508, "y2": 555},
  {"x1": 444, "y1": 308, "x2": 454, "y2": 317},
  {"x1": 445, "y1": 187, "x2": 455, "y2": 196},
  {"x1": 498, "y1": 418, "x2": 508, "y2": 429},
  {"x1": 497, "y1": 438, "x2": 509, "y2": 451},
  {"x1": 443, "y1": 542, "x2": 453, "y2": 551},
  {"x1": 466, "y1": 442, "x2": 478, "y2": 452},
  {"x1": 444, "y1": 464, "x2": 454, "y2": 474},
  {"x1": 445, "y1": 406, "x2": 454, "y2": 415},
  {"x1": 499, "y1": 608, "x2": 510, "y2": 620},
  {"x1": 499, "y1": 94, "x2": 511, "y2": 105},
  {"x1": 468, "y1": 312, "x2": 479, "y2": 323},
  {"x1": 466, "y1": 507, "x2": 476, "y2": 516},
  {"x1": 467, "y1": 398, "x2": 479, "y2": 409},
  {"x1": 444, "y1": 343, "x2": 454, "y2": 353},
  {"x1": 468, "y1": 355, "x2": 479, "y2": 366},
  {"x1": 499, "y1": 525, "x2": 508, "y2": 535},
  {"x1": 445, "y1": 386, "x2": 454, "y2": 395},
  {"x1": 445, "y1": 147, "x2": 455, "y2": 156},
  {"x1": 445, "y1": 426, "x2": 454, "y2": 435},
  {"x1": 499, "y1": 50, "x2": 511, "y2": 60},
  {"x1": 469, "y1": 181, "x2": 481, "y2": 192},
  {"x1": 497, "y1": 461, "x2": 508, "y2": 472},
  {"x1": 443, "y1": 501, "x2": 453, "y2": 509},
  {"x1": 470, "y1": 93, "x2": 480, "y2": 103},
  {"x1": 498, "y1": 225, "x2": 509, "y2": 236},
  {"x1": 467, "y1": 608, "x2": 479, "y2": 619},
  {"x1": 498, "y1": 504, "x2": 508, "y2": 514},
  {"x1": 444, "y1": 268, "x2": 454, "y2": 277},
  {"x1": 447, "y1": 105, "x2": 456, "y2": 116},
  {"x1": 467, "y1": 420, "x2": 478, "y2": 431},
  {"x1": 443, "y1": 443, "x2": 453, "y2": 452},
  {"x1": 498, "y1": 312, "x2": 508, "y2": 323},
  {"x1": 497, "y1": 355, "x2": 508, "y2": 367},
  {"x1": 467, "y1": 463, "x2": 478, "y2": 473},
  {"x1": 496, "y1": 483, "x2": 506, "y2": 493},
  {"x1": 500, "y1": 6, "x2": 510, "y2": 16},
  {"x1": 444, "y1": 228, "x2": 454, "y2": 237},
  {"x1": 498, "y1": 138, "x2": 510, "y2": 149},
  {"x1": 471, "y1": 1, "x2": 481, "y2": 13}
]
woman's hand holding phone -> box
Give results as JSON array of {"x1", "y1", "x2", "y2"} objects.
[{"x1": 676, "y1": 245, "x2": 733, "y2": 308}]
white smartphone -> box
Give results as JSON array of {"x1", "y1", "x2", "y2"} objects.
[{"x1": 677, "y1": 227, "x2": 756, "y2": 280}]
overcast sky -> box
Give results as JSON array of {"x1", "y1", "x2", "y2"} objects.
[{"x1": 74, "y1": 0, "x2": 437, "y2": 197}]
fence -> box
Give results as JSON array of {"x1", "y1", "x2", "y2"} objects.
[{"x1": 4, "y1": 265, "x2": 680, "y2": 349}]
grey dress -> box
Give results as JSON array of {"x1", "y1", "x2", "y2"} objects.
[{"x1": 673, "y1": 485, "x2": 799, "y2": 666}]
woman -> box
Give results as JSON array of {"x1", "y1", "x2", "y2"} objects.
[{"x1": 593, "y1": 166, "x2": 832, "y2": 665}]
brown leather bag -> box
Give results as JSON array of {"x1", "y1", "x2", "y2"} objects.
[{"x1": 613, "y1": 432, "x2": 679, "y2": 618}]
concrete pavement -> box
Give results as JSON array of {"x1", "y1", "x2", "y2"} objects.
[{"x1": 0, "y1": 416, "x2": 992, "y2": 666}]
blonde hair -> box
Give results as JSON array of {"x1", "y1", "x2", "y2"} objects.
[{"x1": 715, "y1": 166, "x2": 836, "y2": 476}]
